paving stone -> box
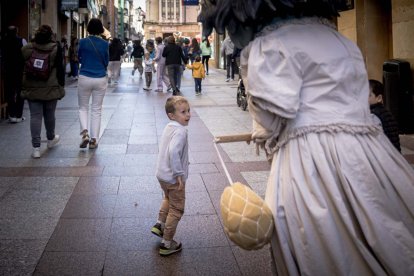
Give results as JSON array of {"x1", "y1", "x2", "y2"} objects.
[
  {"x1": 0, "y1": 239, "x2": 48, "y2": 275},
  {"x1": 113, "y1": 193, "x2": 162, "y2": 218},
  {"x1": 34, "y1": 251, "x2": 106, "y2": 275},
  {"x1": 61, "y1": 194, "x2": 117, "y2": 218},
  {"x1": 126, "y1": 144, "x2": 159, "y2": 154},
  {"x1": 73, "y1": 176, "x2": 121, "y2": 195},
  {"x1": 45, "y1": 218, "x2": 112, "y2": 252},
  {"x1": 0, "y1": 217, "x2": 59, "y2": 239},
  {"x1": 231, "y1": 245, "x2": 274, "y2": 275},
  {"x1": 119, "y1": 176, "x2": 162, "y2": 194},
  {"x1": 104, "y1": 247, "x2": 241, "y2": 276}
]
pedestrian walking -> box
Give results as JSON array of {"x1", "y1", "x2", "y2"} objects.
[
  {"x1": 151, "y1": 96, "x2": 191, "y2": 256},
  {"x1": 131, "y1": 40, "x2": 145, "y2": 78},
  {"x1": 200, "y1": 37, "x2": 212, "y2": 75},
  {"x1": 143, "y1": 53, "x2": 154, "y2": 91},
  {"x1": 68, "y1": 37, "x2": 79, "y2": 79},
  {"x1": 220, "y1": 36, "x2": 235, "y2": 82},
  {"x1": 188, "y1": 37, "x2": 201, "y2": 64},
  {"x1": 162, "y1": 36, "x2": 187, "y2": 95},
  {"x1": 153, "y1": 37, "x2": 171, "y2": 92},
  {"x1": 3, "y1": 25, "x2": 27, "y2": 123},
  {"x1": 108, "y1": 37, "x2": 124, "y2": 85},
  {"x1": 369, "y1": 79, "x2": 401, "y2": 152},
  {"x1": 77, "y1": 18, "x2": 109, "y2": 150},
  {"x1": 21, "y1": 25, "x2": 65, "y2": 158},
  {"x1": 200, "y1": 0, "x2": 414, "y2": 275},
  {"x1": 126, "y1": 40, "x2": 133, "y2": 62},
  {"x1": 186, "y1": 55, "x2": 205, "y2": 95}
]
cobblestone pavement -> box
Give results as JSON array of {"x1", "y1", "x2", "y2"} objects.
[
  {"x1": 0, "y1": 63, "x2": 274, "y2": 275},
  {"x1": 1, "y1": 63, "x2": 413, "y2": 275}
]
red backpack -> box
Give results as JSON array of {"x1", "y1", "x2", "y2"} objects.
[{"x1": 25, "y1": 44, "x2": 56, "y2": 81}]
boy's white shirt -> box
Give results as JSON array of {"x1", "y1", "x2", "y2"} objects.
[
  {"x1": 144, "y1": 58, "x2": 154, "y2": 72},
  {"x1": 156, "y1": 121, "x2": 189, "y2": 184}
]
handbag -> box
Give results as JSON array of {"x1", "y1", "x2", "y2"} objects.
[{"x1": 87, "y1": 37, "x2": 107, "y2": 76}]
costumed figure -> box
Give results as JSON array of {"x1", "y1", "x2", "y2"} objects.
[{"x1": 198, "y1": 0, "x2": 414, "y2": 275}]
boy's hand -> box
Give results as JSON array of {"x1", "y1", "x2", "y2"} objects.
[{"x1": 177, "y1": 176, "x2": 184, "y2": 190}]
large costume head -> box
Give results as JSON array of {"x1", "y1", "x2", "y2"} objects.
[{"x1": 198, "y1": 0, "x2": 354, "y2": 48}]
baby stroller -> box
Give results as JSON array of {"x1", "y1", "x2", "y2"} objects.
[{"x1": 236, "y1": 67, "x2": 248, "y2": 111}]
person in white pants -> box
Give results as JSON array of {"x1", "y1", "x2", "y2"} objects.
[
  {"x1": 153, "y1": 37, "x2": 171, "y2": 92},
  {"x1": 77, "y1": 18, "x2": 109, "y2": 149}
]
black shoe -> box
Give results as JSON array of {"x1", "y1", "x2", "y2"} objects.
[
  {"x1": 159, "y1": 240, "x2": 182, "y2": 256},
  {"x1": 151, "y1": 223, "x2": 163, "y2": 238}
]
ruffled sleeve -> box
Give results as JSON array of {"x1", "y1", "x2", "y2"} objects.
[{"x1": 241, "y1": 34, "x2": 302, "y2": 143}]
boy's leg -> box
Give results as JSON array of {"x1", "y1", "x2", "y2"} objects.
[{"x1": 161, "y1": 181, "x2": 185, "y2": 242}]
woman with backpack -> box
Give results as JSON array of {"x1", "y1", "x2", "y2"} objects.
[{"x1": 21, "y1": 25, "x2": 65, "y2": 158}]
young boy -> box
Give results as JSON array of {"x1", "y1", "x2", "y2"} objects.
[
  {"x1": 143, "y1": 52, "x2": 154, "y2": 91},
  {"x1": 151, "y1": 96, "x2": 191, "y2": 256},
  {"x1": 186, "y1": 55, "x2": 205, "y2": 95},
  {"x1": 368, "y1": 79, "x2": 401, "y2": 152}
]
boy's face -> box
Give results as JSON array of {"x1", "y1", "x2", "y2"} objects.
[
  {"x1": 368, "y1": 90, "x2": 382, "y2": 105},
  {"x1": 169, "y1": 102, "x2": 191, "y2": 126}
]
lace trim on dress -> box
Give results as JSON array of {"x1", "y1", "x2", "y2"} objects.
[
  {"x1": 266, "y1": 123, "x2": 382, "y2": 154},
  {"x1": 256, "y1": 16, "x2": 336, "y2": 39}
]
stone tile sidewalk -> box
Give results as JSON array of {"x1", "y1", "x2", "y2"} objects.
[
  {"x1": 1, "y1": 62, "x2": 413, "y2": 275},
  {"x1": 0, "y1": 63, "x2": 274, "y2": 275}
]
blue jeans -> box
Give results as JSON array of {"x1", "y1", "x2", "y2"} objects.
[
  {"x1": 28, "y1": 100, "x2": 57, "y2": 147},
  {"x1": 194, "y1": 78, "x2": 202, "y2": 92}
]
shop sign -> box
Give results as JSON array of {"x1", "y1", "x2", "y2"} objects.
[
  {"x1": 61, "y1": 0, "x2": 78, "y2": 11},
  {"x1": 183, "y1": 0, "x2": 199, "y2": 6}
]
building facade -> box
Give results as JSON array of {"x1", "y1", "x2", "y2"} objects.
[{"x1": 143, "y1": 0, "x2": 201, "y2": 40}]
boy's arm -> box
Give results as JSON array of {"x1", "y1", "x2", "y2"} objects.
[
  {"x1": 186, "y1": 64, "x2": 193, "y2": 69},
  {"x1": 169, "y1": 130, "x2": 187, "y2": 183}
]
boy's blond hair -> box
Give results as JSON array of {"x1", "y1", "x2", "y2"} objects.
[{"x1": 165, "y1": 96, "x2": 189, "y2": 115}]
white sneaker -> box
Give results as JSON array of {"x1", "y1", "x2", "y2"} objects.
[
  {"x1": 47, "y1": 135, "x2": 60, "y2": 149},
  {"x1": 15, "y1": 117, "x2": 25, "y2": 123},
  {"x1": 8, "y1": 117, "x2": 17, "y2": 123},
  {"x1": 32, "y1": 147, "x2": 41, "y2": 159},
  {"x1": 225, "y1": 78, "x2": 230, "y2": 82}
]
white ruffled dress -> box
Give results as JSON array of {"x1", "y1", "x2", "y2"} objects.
[{"x1": 241, "y1": 17, "x2": 414, "y2": 276}]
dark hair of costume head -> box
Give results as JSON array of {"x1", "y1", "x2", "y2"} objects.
[
  {"x1": 155, "y1": 37, "x2": 163, "y2": 44},
  {"x1": 198, "y1": 0, "x2": 353, "y2": 48},
  {"x1": 369, "y1": 79, "x2": 384, "y2": 97},
  {"x1": 87, "y1": 18, "x2": 104, "y2": 35},
  {"x1": 34, "y1": 25, "x2": 53, "y2": 44}
]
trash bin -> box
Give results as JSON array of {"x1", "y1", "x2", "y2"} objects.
[{"x1": 383, "y1": 59, "x2": 414, "y2": 134}]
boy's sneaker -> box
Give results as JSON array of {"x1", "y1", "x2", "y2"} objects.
[
  {"x1": 80, "y1": 132, "x2": 90, "y2": 148},
  {"x1": 151, "y1": 223, "x2": 163, "y2": 238},
  {"x1": 89, "y1": 138, "x2": 98, "y2": 149},
  {"x1": 159, "y1": 240, "x2": 182, "y2": 256},
  {"x1": 32, "y1": 147, "x2": 41, "y2": 159},
  {"x1": 225, "y1": 78, "x2": 230, "y2": 82},
  {"x1": 47, "y1": 135, "x2": 60, "y2": 149}
]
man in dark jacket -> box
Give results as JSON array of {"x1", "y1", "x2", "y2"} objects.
[
  {"x1": 131, "y1": 40, "x2": 145, "y2": 78},
  {"x1": 3, "y1": 26, "x2": 27, "y2": 123},
  {"x1": 162, "y1": 36, "x2": 187, "y2": 95}
]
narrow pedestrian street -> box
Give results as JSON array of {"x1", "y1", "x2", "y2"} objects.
[
  {"x1": 0, "y1": 63, "x2": 274, "y2": 275},
  {"x1": 1, "y1": 63, "x2": 413, "y2": 275}
]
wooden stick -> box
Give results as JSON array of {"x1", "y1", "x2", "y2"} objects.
[{"x1": 214, "y1": 133, "x2": 252, "y2": 144}]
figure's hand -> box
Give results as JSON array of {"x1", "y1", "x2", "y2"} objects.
[{"x1": 177, "y1": 176, "x2": 184, "y2": 191}]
